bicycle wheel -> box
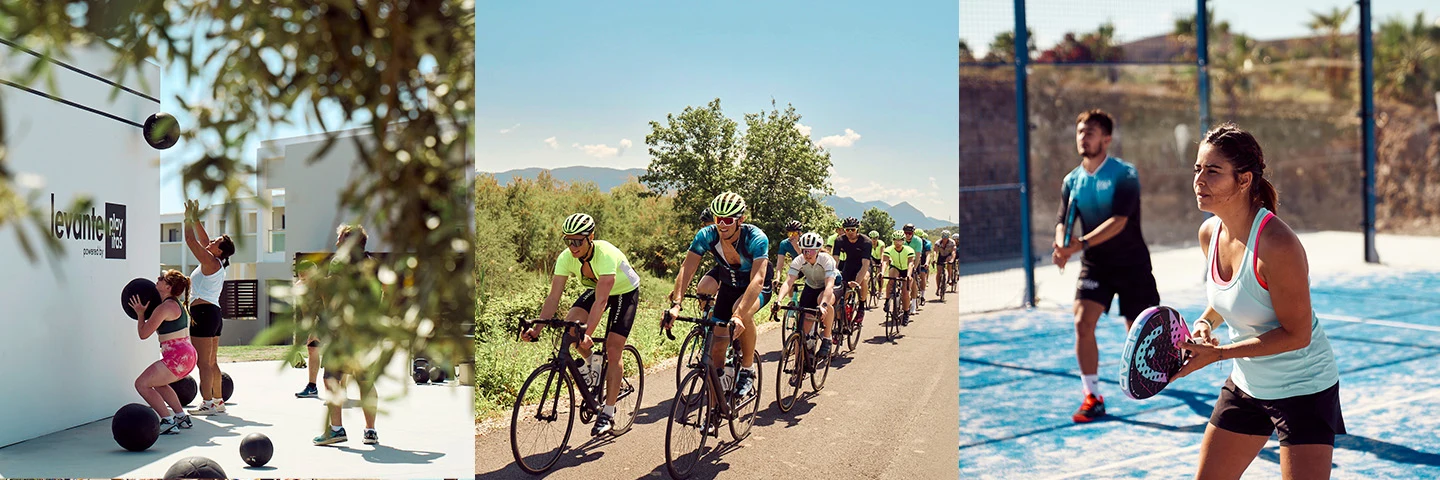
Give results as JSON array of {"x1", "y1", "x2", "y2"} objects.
[
  {"x1": 885, "y1": 294, "x2": 899, "y2": 341},
  {"x1": 846, "y1": 293, "x2": 863, "y2": 352},
  {"x1": 780, "y1": 305, "x2": 797, "y2": 343},
  {"x1": 676, "y1": 326, "x2": 704, "y2": 387},
  {"x1": 510, "y1": 365, "x2": 575, "y2": 474},
  {"x1": 610, "y1": 345, "x2": 645, "y2": 435},
  {"x1": 775, "y1": 333, "x2": 803, "y2": 413},
  {"x1": 810, "y1": 336, "x2": 831, "y2": 392},
  {"x1": 729, "y1": 350, "x2": 762, "y2": 441},
  {"x1": 665, "y1": 370, "x2": 711, "y2": 480}
]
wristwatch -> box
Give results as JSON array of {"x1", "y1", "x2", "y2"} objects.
[{"x1": 1080, "y1": 239, "x2": 1089, "y2": 250}]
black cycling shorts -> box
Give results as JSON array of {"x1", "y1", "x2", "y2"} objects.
[{"x1": 571, "y1": 288, "x2": 641, "y2": 338}]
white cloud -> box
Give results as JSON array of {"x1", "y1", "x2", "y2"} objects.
[
  {"x1": 818, "y1": 128, "x2": 861, "y2": 148},
  {"x1": 576, "y1": 143, "x2": 620, "y2": 158},
  {"x1": 795, "y1": 123, "x2": 813, "y2": 137},
  {"x1": 543, "y1": 136, "x2": 559, "y2": 149},
  {"x1": 618, "y1": 138, "x2": 633, "y2": 155},
  {"x1": 499, "y1": 123, "x2": 520, "y2": 134}
]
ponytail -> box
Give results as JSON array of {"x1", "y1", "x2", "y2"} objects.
[{"x1": 1254, "y1": 175, "x2": 1278, "y2": 213}]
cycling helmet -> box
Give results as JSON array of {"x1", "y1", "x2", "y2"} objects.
[
  {"x1": 710, "y1": 192, "x2": 746, "y2": 218},
  {"x1": 868, "y1": 230, "x2": 879, "y2": 238},
  {"x1": 699, "y1": 207, "x2": 713, "y2": 223},
  {"x1": 799, "y1": 232, "x2": 825, "y2": 249},
  {"x1": 842, "y1": 217, "x2": 860, "y2": 228},
  {"x1": 941, "y1": 230, "x2": 952, "y2": 239},
  {"x1": 902, "y1": 223, "x2": 915, "y2": 233},
  {"x1": 785, "y1": 220, "x2": 803, "y2": 232},
  {"x1": 917, "y1": 229, "x2": 927, "y2": 239},
  {"x1": 892, "y1": 231, "x2": 906, "y2": 240},
  {"x1": 561, "y1": 213, "x2": 595, "y2": 235}
]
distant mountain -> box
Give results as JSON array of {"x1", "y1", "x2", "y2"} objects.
[
  {"x1": 823, "y1": 195, "x2": 951, "y2": 231},
  {"x1": 486, "y1": 166, "x2": 648, "y2": 192},
  {"x1": 485, "y1": 166, "x2": 951, "y2": 230}
]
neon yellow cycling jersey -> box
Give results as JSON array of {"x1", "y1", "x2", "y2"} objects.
[
  {"x1": 871, "y1": 243, "x2": 884, "y2": 261},
  {"x1": 883, "y1": 244, "x2": 916, "y2": 271},
  {"x1": 553, "y1": 240, "x2": 640, "y2": 295}
]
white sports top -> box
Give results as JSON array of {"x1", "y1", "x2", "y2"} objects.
[
  {"x1": 190, "y1": 264, "x2": 226, "y2": 305},
  {"x1": 1204, "y1": 209, "x2": 1338, "y2": 400},
  {"x1": 788, "y1": 253, "x2": 838, "y2": 289}
]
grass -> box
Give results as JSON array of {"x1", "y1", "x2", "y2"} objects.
[
  {"x1": 473, "y1": 273, "x2": 782, "y2": 423},
  {"x1": 217, "y1": 345, "x2": 295, "y2": 363}
]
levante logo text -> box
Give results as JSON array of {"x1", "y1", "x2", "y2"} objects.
[{"x1": 50, "y1": 193, "x2": 126, "y2": 259}]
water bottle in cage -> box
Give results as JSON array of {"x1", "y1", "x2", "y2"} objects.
[
  {"x1": 586, "y1": 353, "x2": 603, "y2": 387},
  {"x1": 806, "y1": 333, "x2": 817, "y2": 352},
  {"x1": 720, "y1": 365, "x2": 735, "y2": 392}
]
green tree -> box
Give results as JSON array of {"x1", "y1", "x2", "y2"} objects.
[
  {"x1": 1306, "y1": 6, "x2": 1355, "y2": 100},
  {"x1": 959, "y1": 39, "x2": 976, "y2": 63},
  {"x1": 640, "y1": 98, "x2": 742, "y2": 224},
  {"x1": 641, "y1": 99, "x2": 833, "y2": 240},
  {"x1": 1375, "y1": 13, "x2": 1440, "y2": 106},
  {"x1": 982, "y1": 28, "x2": 1036, "y2": 64},
  {"x1": 861, "y1": 207, "x2": 895, "y2": 239},
  {"x1": 733, "y1": 101, "x2": 834, "y2": 238},
  {"x1": 0, "y1": 1, "x2": 476, "y2": 384}
]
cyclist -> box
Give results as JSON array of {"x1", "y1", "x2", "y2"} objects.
[
  {"x1": 935, "y1": 230, "x2": 957, "y2": 298},
  {"x1": 824, "y1": 222, "x2": 843, "y2": 255},
  {"x1": 699, "y1": 207, "x2": 715, "y2": 228},
  {"x1": 774, "y1": 220, "x2": 805, "y2": 302},
  {"x1": 831, "y1": 217, "x2": 873, "y2": 319},
  {"x1": 916, "y1": 229, "x2": 933, "y2": 306},
  {"x1": 869, "y1": 229, "x2": 885, "y2": 306},
  {"x1": 901, "y1": 224, "x2": 927, "y2": 314},
  {"x1": 879, "y1": 231, "x2": 916, "y2": 320},
  {"x1": 521, "y1": 213, "x2": 642, "y2": 437},
  {"x1": 665, "y1": 192, "x2": 772, "y2": 399},
  {"x1": 773, "y1": 233, "x2": 838, "y2": 384}
]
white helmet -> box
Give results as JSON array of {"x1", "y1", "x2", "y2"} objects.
[
  {"x1": 941, "y1": 230, "x2": 952, "y2": 239},
  {"x1": 799, "y1": 232, "x2": 824, "y2": 249}
]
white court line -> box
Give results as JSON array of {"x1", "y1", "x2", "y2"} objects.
[
  {"x1": 1043, "y1": 389, "x2": 1440, "y2": 479},
  {"x1": 1317, "y1": 313, "x2": 1440, "y2": 333}
]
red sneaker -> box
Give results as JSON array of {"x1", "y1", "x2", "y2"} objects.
[{"x1": 1072, "y1": 393, "x2": 1106, "y2": 423}]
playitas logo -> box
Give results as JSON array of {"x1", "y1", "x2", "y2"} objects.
[{"x1": 50, "y1": 193, "x2": 126, "y2": 259}]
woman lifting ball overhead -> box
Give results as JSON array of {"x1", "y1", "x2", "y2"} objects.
[{"x1": 182, "y1": 199, "x2": 235, "y2": 416}]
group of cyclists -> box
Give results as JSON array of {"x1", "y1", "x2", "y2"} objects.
[{"x1": 513, "y1": 191, "x2": 957, "y2": 455}]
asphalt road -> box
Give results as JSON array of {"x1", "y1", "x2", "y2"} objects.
[{"x1": 476, "y1": 288, "x2": 959, "y2": 479}]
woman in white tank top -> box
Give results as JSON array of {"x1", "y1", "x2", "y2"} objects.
[
  {"x1": 181, "y1": 200, "x2": 235, "y2": 415},
  {"x1": 1173, "y1": 124, "x2": 1343, "y2": 480}
]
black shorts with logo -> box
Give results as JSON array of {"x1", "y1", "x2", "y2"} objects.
[
  {"x1": 1210, "y1": 378, "x2": 1346, "y2": 446},
  {"x1": 571, "y1": 288, "x2": 641, "y2": 338},
  {"x1": 1075, "y1": 262, "x2": 1159, "y2": 321}
]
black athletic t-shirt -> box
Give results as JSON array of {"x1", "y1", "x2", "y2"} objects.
[
  {"x1": 832, "y1": 234, "x2": 873, "y2": 280},
  {"x1": 1056, "y1": 157, "x2": 1152, "y2": 269}
]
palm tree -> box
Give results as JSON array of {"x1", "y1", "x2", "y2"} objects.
[
  {"x1": 983, "y1": 28, "x2": 1036, "y2": 64},
  {"x1": 1374, "y1": 13, "x2": 1440, "y2": 106},
  {"x1": 1171, "y1": 9, "x2": 1232, "y2": 63},
  {"x1": 1211, "y1": 33, "x2": 1270, "y2": 120},
  {"x1": 960, "y1": 39, "x2": 976, "y2": 64},
  {"x1": 1306, "y1": 6, "x2": 1355, "y2": 100}
]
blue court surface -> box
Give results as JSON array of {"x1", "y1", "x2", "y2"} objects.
[{"x1": 960, "y1": 267, "x2": 1440, "y2": 479}]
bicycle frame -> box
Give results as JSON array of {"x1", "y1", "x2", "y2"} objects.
[{"x1": 519, "y1": 318, "x2": 613, "y2": 417}]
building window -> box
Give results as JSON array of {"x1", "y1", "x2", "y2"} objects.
[{"x1": 245, "y1": 212, "x2": 258, "y2": 234}]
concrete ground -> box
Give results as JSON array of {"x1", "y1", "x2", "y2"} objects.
[{"x1": 0, "y1": 355, "x2": 473, "y2": 479}]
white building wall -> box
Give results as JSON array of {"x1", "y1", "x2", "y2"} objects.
[{"x1": 0, "y1": 42, "x2": 161, "y2": 447}]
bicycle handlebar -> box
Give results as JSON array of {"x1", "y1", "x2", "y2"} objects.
[{"x1": 516, "y1": 318, "x2": 586, "y2": 342}]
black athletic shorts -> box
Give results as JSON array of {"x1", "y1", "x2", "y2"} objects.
[
  {"x1": 1075, "y1": 262, "x2": 1160, "y2": 321},
  {"x1": 1210, "y1": 378, "x2": 1346, "y2": 446},
  {"x1": 711, "y1": 281, "x2": 770, "y2": 324},
  {"x1": 798, "y1": 285, "x2": 825, "y2": 311},
  {"x1": 189, "y1": 303, "x2": 223, "y2": 338},
  {"x1": 571, "y1": 288, "x2": 640, "y2": 338}
]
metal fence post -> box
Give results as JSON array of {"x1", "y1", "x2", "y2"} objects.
[
  {"x1": 1014, "y1": 0, "x2": 1035, "y2": 307},
  {"x1": 1358, "y1": 0, "x2": 1379, "y2": 263}
]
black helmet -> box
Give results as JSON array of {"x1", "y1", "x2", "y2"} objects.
[
  {"x1": 842, "y1": 217, "x2": 860, "y2": 228},
  {"x1": 785, "y1": 220, "x2": 803, "y2": 232},
  {"x1": 699, "y1": 207, "x2": 713, "y2": 223},
  {"x1": 902, "y1": 223, "x2": 915, "y2": 233}
]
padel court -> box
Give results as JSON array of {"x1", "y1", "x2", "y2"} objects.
[{"x1": 959, "y1": 234, "x2": 1440, "y2": 478}]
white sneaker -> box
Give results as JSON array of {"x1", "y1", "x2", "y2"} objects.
[{"x1": 187, "y1": 400, "x2": 224, "y2": 416}]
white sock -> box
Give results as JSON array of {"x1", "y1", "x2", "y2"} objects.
[
  {"x1": 163, "y1": 414, "x2": 175, "y2": 423},
  {"x1": 332, "y1": 425, "x2": 343, "y2": 432},
  {"x1": 172, "y1": 408, "x2": 185, "y2": 416},
  {"x1": 1082, "y1": 374, "x2": 1101, "y2": 397},
  {"x1": 602, "y1": 404, "x2": 616, "y2": 416},
  {"x1": 365, "y1": 428, "x2": 376, "y2": 434}
]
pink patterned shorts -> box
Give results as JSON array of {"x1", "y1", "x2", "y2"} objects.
[{"x1": 161, "y1": 337, "x2": 198, "y2": 378}]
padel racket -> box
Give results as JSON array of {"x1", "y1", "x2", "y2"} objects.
[
  {"x1": 1119, "y1": 306, "x2": 1192, "y2": 400},
  {"x1": 1062, "y1": 190, "x2": 1079, "y2": 249}
]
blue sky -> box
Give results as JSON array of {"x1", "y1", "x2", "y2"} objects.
[
  {"x1": 961, "y1": 0, "x2": 1438, "y2": 57},
  {"x1": 477, "y1": 1, "x2": 961, "y2": 222}
]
